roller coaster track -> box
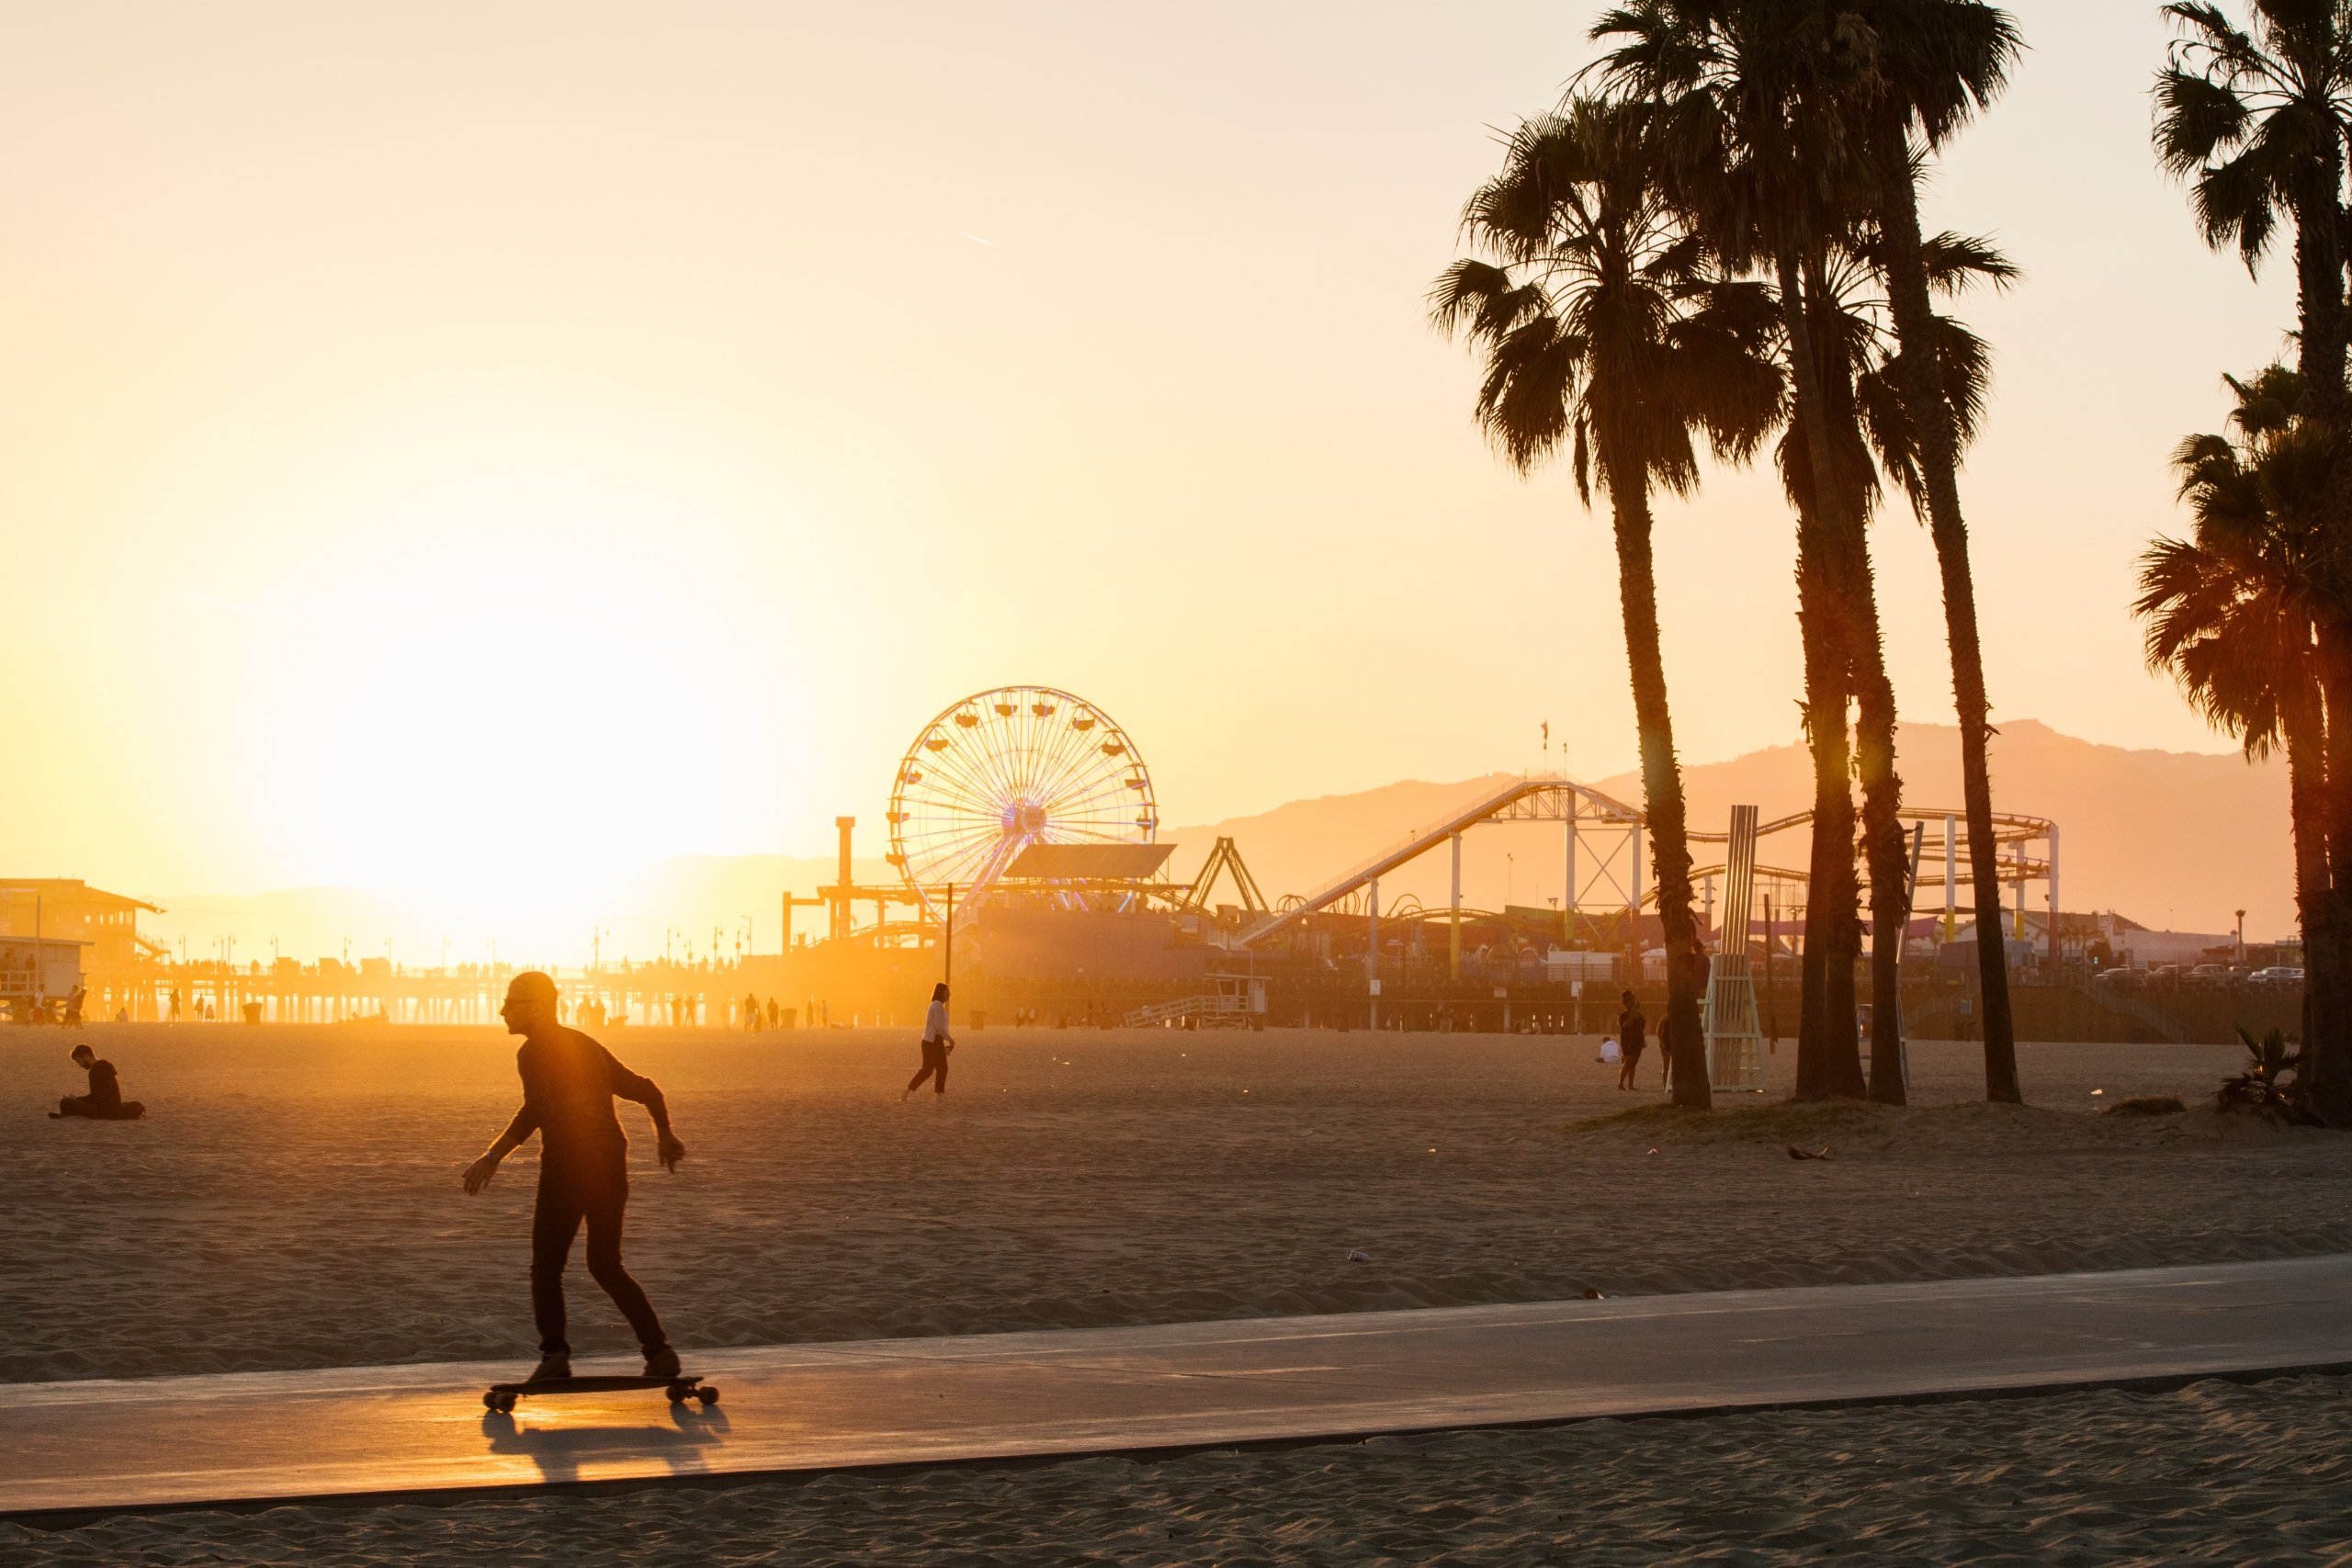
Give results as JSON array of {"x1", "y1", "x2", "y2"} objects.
[
  {"x1": 1236, "y1": 774, "x2": 1638, "y2": 947},
  {"x1": 1234, "y1": 773, "x2": 2057, "y2": 949}
]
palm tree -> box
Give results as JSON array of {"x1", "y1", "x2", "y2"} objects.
[
  {"x1": 2156, "y1": 4, "x2": 2352, "y2": 428},
  {"x1": 1843, "y1": 0, "x2": 2028, "y2": 1104},
  {"x1": 1431, "y1": 97, "x2": 1782, "y2": 1109},
  {"x1": 1779, "y1": 230, "x2": 2008, "y2": 1103},
  {"x1": 2156, "y1": 1, "x2": 2352, "y2": 1121},
  {"x1": 1591, "y1": 0, "x2": 1887, "y2": 1099},
  {"x1": 2138, "y1": 368, "x2": 2335, "y2": 1033}
]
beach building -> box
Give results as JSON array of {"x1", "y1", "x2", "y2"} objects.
[
  {"x1": 0, "y1": 932, "x2": 87, "y2": 1021},
  {"x1": 0, "y1": 880, "x2": 164, "y2": 1010},
  {"x1": 0, "y1": 881, "x2": 160, "y2": 968}
]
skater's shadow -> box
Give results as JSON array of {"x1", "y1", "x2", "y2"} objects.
[{"x1": 480, "y1": 1404, "x2": 730, "y2": 1483}]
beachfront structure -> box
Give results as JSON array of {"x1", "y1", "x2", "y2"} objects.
[
  {"x1": 0, "y1": 880, "x2": 164, "y2": 1016},
  {"x1": 0, "y1": 880, "x2": 160, "y2": 973},
  {"x1": 0, "y1": 933, "x2": 88, "y2": 1021}
]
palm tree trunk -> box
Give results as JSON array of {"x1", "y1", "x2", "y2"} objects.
[
  {"x1": 1872, "y1": 128, "x2": 2021, "y2": 1103},
  {"x1": 1794, "y1": 547, "x2": 1864, "y2": 1101},
  {"x1": 1600, "y1": 432, "x2": 1712, "y2": 1110},
  {"x1": 1777, "y1": 244, "x2": 1868, "y2": 1100},
  {"x1": 1799, "y1": 248, "x2": 1910, "y2": 1105},
  {"x1": 2310, "y1": 642, "x2": 2352, "y2": 1122},
  {"x1": 2284, "y1": 679, "x2": 2332, "y2": 1085},
  {"x1": 1845, "y1": 550, "x2": 1909, "y2": 1105},
  {"x1": 2292, "y1": 139, "x2": 2352, "y2": 1126}
]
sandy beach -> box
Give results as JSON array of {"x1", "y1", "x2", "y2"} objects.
[
  {"x1": 4, "y1": 1025, "x2": 2347, "y2": 1384},
  {"x1": 6, "y1": 1024, "x2": 2348, "y2": 1562}
]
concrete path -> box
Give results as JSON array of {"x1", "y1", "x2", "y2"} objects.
[{"x1": 6, "y1": 1255, "x2": 2347, "y2": 1518}]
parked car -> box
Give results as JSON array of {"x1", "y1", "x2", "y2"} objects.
[
  {"x1": 2187, "y1": 964, "x2": 2234, "y2": 988},
  {"x1": 2094, "y1": 966, "x2": 2146, "y2": 988},
  {"x1": 2249, "y1": 966, "x2": 2306, "y2": 987}
]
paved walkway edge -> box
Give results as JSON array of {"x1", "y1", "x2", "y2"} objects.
[{"x1": 6, "y1": 1256, "x2": 2348, "y2": 1522}]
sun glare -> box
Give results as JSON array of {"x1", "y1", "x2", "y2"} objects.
[{"x1": 231, "y1": 433, "x2": 810, "y2": 922}]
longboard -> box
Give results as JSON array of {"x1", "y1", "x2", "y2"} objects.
[{"x1": 481, "y1": 1373, "x2": 718, "y2": 1414}]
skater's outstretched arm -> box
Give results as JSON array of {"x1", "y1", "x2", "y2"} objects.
[
  {"x1": 605, "y1": 1049, "x2": 686, "y2": 1171},
  {"x1": 462, "y1": 1100, "x2": 540, "y2": 1193}
]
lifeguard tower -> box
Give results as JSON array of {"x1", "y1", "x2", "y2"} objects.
[{"x1": 1703, "y1": 805, "x2": 1769, "y2": 1093}]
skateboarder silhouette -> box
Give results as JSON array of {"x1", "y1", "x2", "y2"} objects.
[{"x1": 463, "y1": 970, "x2": 686, "y2": 1383}]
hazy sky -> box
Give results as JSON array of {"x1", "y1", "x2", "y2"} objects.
[{"x1": 0, "y1": 1, "x2": 2295, "y2": 909}]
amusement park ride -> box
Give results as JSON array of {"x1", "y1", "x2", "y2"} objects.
[
  {"x1": 805, "y1": 682, "x2": 2061, "y2": 977},
  {"x1": 810, "y1": 685, "x2": 1270, "y2": 942}
]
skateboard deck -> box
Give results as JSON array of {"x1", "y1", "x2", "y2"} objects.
[{"x1": 481, "y1": 1373, "x2": 718, "y2": 1414}]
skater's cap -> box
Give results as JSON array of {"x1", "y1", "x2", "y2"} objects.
[{"x1": 504, "y1": 970, "x2": 559, "y2": 1006}]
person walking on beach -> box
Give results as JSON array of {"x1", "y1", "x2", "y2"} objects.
[
  {"x1": 901, "y1": 982, "x2": 955, "y2": 1100},
  {"x1": 1615, "y1": 989, "x2": 1646, "y2": 1091},
  {"x1": 462, "y1": 970, "x2": 685, "y2": 1384}
]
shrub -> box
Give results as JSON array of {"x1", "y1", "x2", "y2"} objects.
[{"x1": 2216, "y1": 1027, "x2": 2321, "y2": 1126}]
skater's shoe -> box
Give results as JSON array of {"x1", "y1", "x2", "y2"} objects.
[
  {"x1": 526, "y1": 1351, "x2": 571, "y2": 1384},
  {"x1": 644, "y1": 1344, "x2": 681, "y2": 1381}
]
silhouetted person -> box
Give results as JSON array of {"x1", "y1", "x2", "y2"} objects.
[
  {"x1": 742, "y1": 991, "x2": 760, "y2": 1032},
  {"x1": 168, "y1": 988, "x2": 182, "y2": 1021},
  {"x1": 62, "y1": 985, "x2": 86, "y2": 1027},
  {"x1": 1615, "y1": 989, "x2": 1645, "y2": 1091},
  {"x1": 52, "y1": 1043, "x2": 143, "y2": 1119},
  {"x1": 463, "y1": 970, "x2": 684, "y2": 1384},
  {"x1": 902, "y1": 982, "x2": 955, "y2": 1100}
]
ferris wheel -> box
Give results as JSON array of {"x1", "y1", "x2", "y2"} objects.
[{"x1": 887, "y1": 685, "x2": 1158, "y2": 920}]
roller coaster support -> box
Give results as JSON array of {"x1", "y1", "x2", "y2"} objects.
[
  {"x1": 1368, "y1": 875, "x2": 1381, "y2": 1031},
  {"x1": 2048, "y1": 826, "x2": 2062, "y2": 964},
  {"x1": 1450, "y1": 836, "x2": 1462, "y2": 982},
  {"x1": 833, "y1": 818, "x2": 855, "y2": 940},
  {"x1": 1944, "y1": 814, "x2": 1957, "y2": 942},
  {"x1": 1563, "y1": 815, "x2": 1575, "y2": 950}
]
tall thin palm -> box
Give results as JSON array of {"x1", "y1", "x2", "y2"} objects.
[
  {"x1": 1591, "y1": 0, "x2": 1887, "y2": 1100},
  {"x1": 1432, "y1": 98, "x2": 1781, "y2": 1109},
  {"x1": 1840, "y1": 0, "x2": 2028, "y2": 1103},
  {"x1": 2156, "y1": 0, "x2": 2352, "y2": 1120},
  {"x1": 1780, "y1": 230, "x2": 2008, "y2": 1104},
  {"x1": 2138, "y1": 367, "x2": 2335, "y2": 1007}
]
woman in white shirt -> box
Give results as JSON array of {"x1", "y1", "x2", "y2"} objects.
[{"x1": 901, "y1": 982, "x2": 956, "y2": 1100}]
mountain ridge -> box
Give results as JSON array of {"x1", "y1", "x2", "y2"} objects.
[{"x1": 144, "y1": 720, "x2": 2286, "y2": 962}]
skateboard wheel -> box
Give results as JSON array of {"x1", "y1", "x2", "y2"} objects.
[
  {"x1": 697, "y1": 1386, "x2": 719, "y2": 1406},
  {"x1": 483, "y1": 1392, "x2": 499, "y2": 1412},
  {"x1": 665, "y1": 1383, "x2": 687, "y2": 1404}
]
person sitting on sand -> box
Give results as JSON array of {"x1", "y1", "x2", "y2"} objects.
[
  {"x1": 902, "y1": 982, "x2": 956, "y2": 1100},
  {"x1": 52, "y1": 1043, "x2": 142, "y2": 1119},
  {"x1": 1615, "y1": 990, "x2": 1645, "y2": 1091},
  {"x1": 462, "y1": 970, "x2": 687, "y2": 1385}
]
